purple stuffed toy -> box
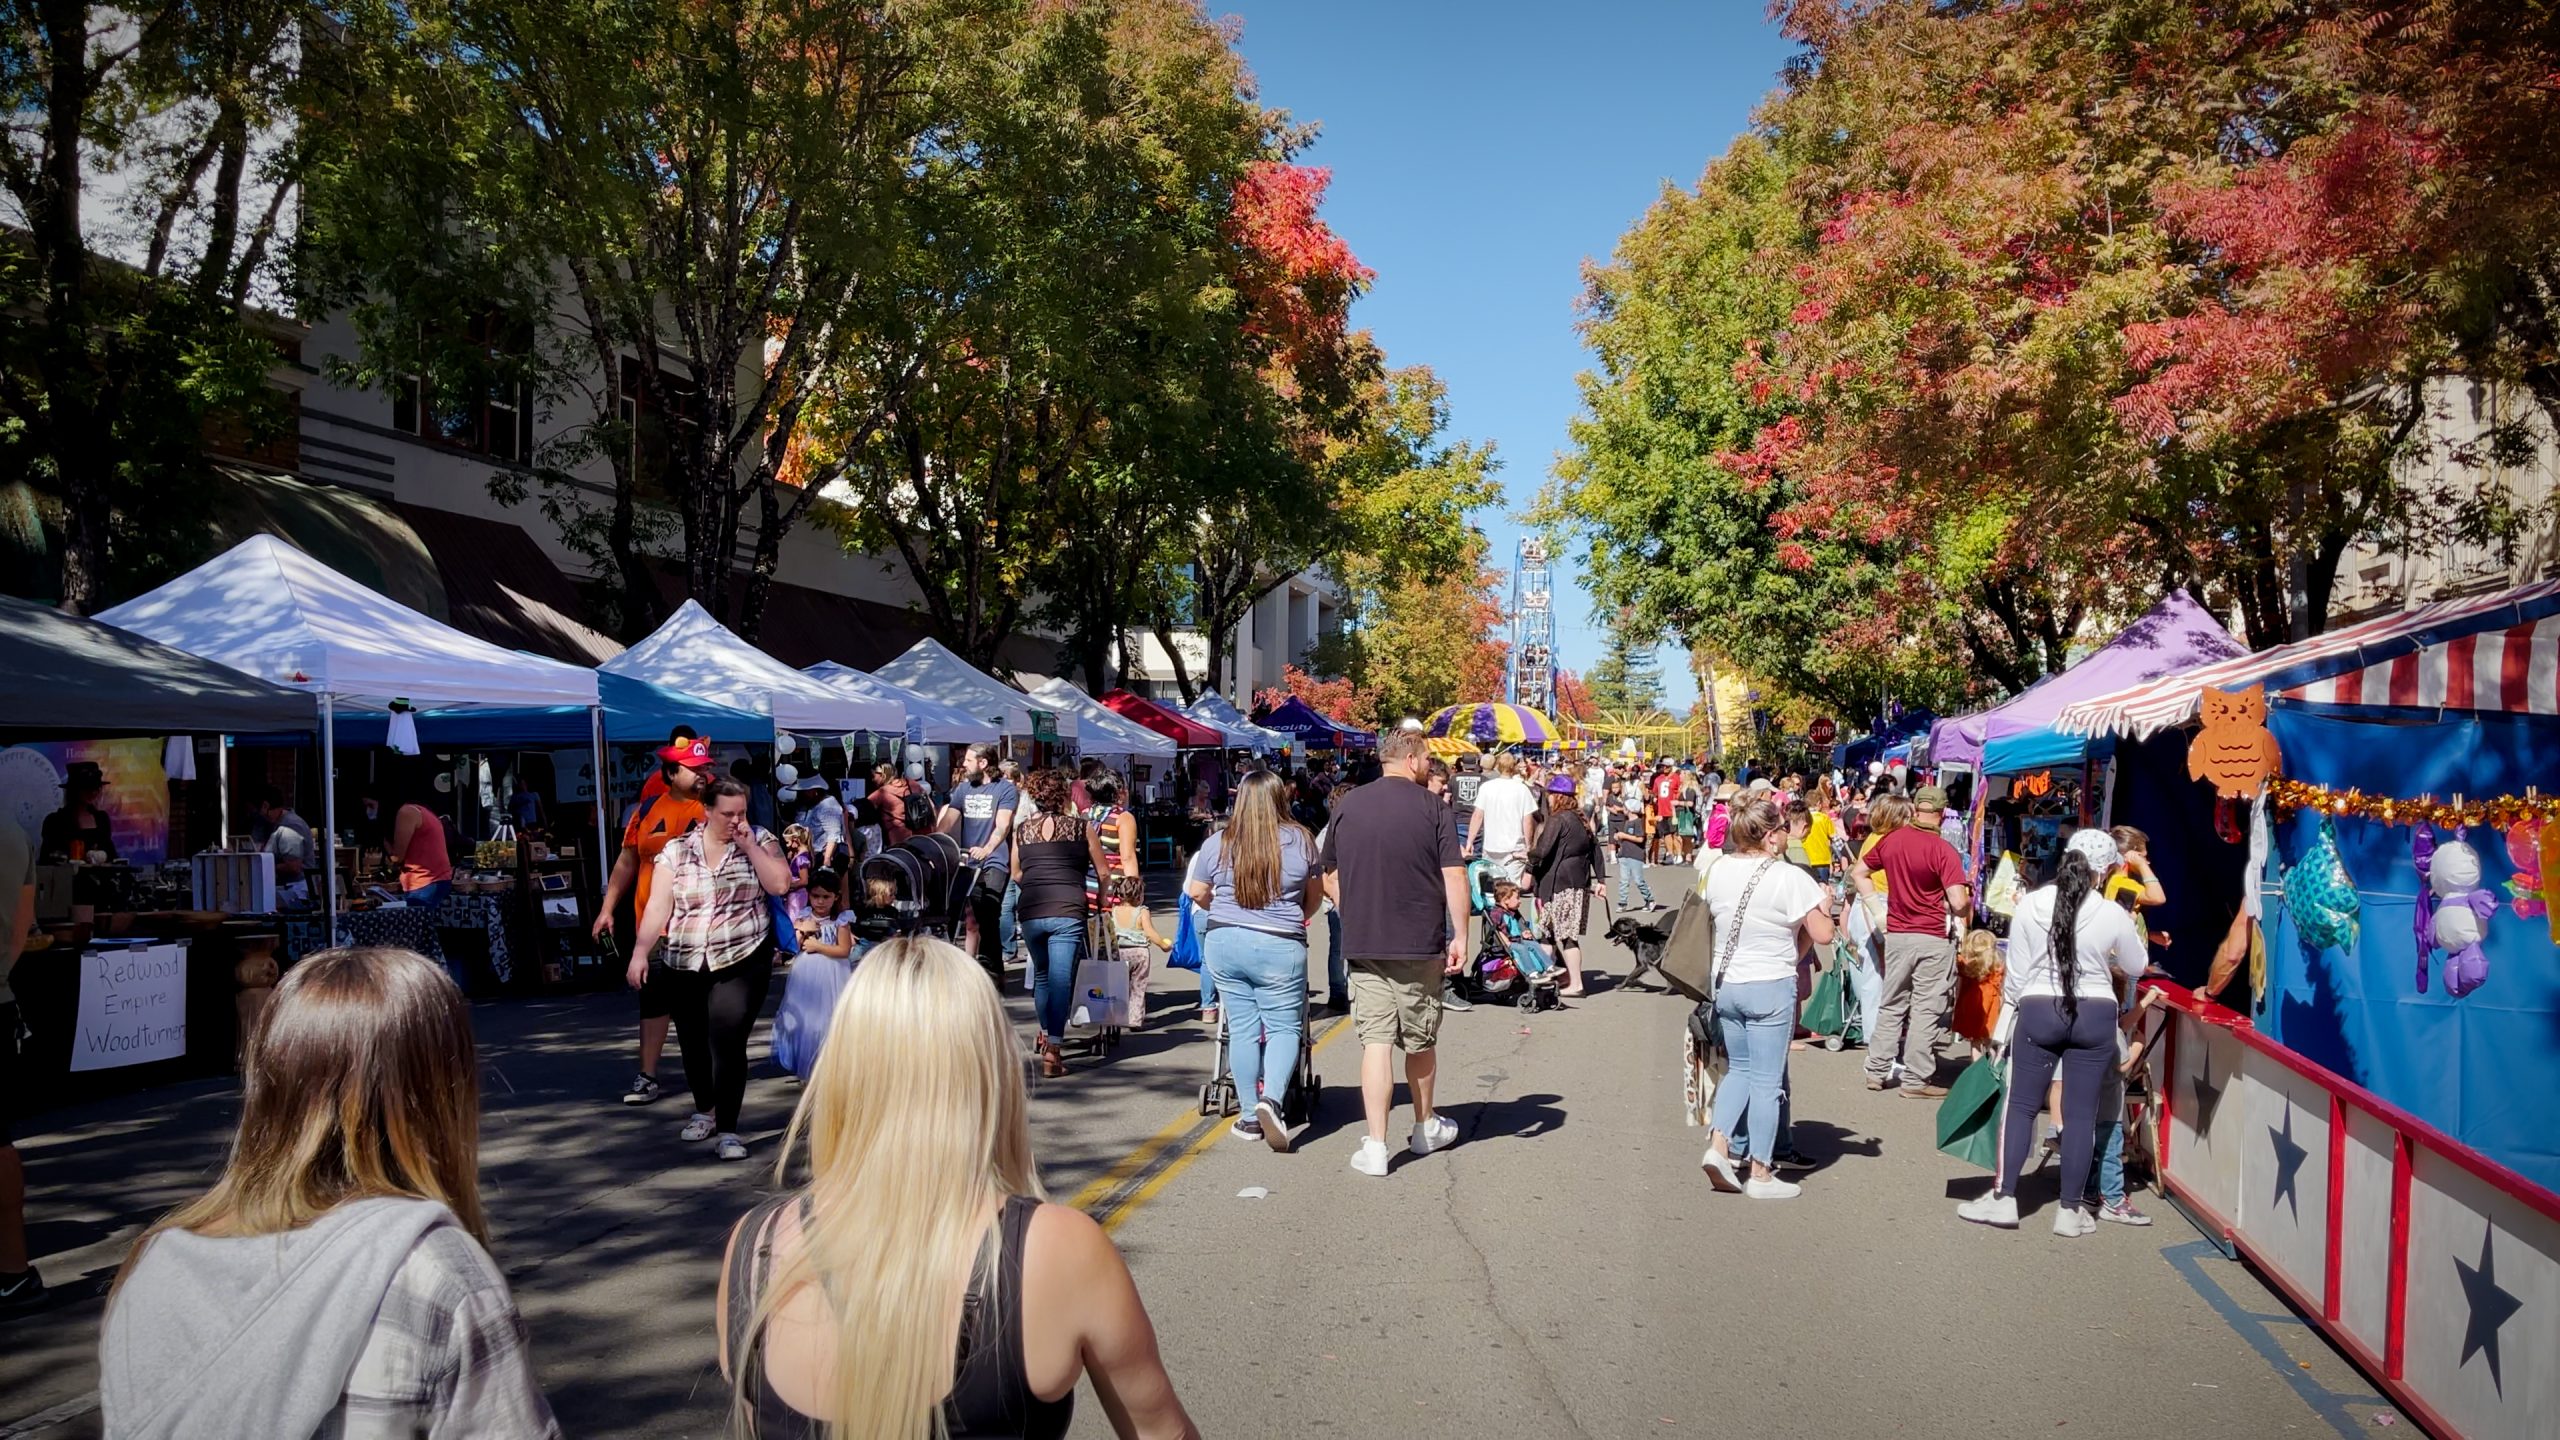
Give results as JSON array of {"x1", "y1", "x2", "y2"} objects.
[{"x1": 2426, "y1": 838, "x2": 2499, "y2": 998}]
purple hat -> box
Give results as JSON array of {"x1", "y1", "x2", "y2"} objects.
[{"x1": 1545, "y1": 774, "x2": 1577, "y2": 795}]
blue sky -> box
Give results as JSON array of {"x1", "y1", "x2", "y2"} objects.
[{"x1": 1225, "y1": 2, "x2": 1799, "y2": 712}]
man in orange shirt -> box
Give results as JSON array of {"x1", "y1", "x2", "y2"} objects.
[{"x1": 596, "y1": 734, "x2": 717, "y2": 1105}]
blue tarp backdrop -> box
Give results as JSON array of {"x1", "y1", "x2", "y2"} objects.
[{"x1": 2255, "y1": 707, "x2": 2560, "y2": 1196}]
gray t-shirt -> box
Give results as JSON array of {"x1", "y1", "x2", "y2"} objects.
[
  {"x1": 1194, "y1": 828, "x2": 1314, "y2": 938},
  {"x1": 951, "y1": 778, "x2": 1021, "y2": 867}
]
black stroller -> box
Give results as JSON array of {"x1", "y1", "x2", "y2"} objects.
[{"x1": 855, "y1": 832, "x2": 974, "y2": 940}]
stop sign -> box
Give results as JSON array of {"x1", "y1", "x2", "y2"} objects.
[{"x1": 1808, "y1": 716, "x2": 1838, "y2": 746}]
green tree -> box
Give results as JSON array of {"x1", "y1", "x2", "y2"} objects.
[
  {"x1": 2, "y1": 0, "x2": 303, "y2": 609},
  {"x1": 1581, "y1": 618, "x2": 1663, "y2": 714}
]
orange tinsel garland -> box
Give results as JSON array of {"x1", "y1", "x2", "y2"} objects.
[{"x1": 2267, "y1": 779, "x2": 2560, "y2": 831}]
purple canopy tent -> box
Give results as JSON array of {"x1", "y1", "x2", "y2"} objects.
[{"x1": 1929, "y1": 589, "x2": 2246, "y2": 774}]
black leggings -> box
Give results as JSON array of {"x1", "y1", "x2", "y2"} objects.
[
  {"x1": 664, "y1": 943, "x2": 775, "y2": 1132},
  {"x1": 1998, "y1": 996, "x2": 2115, "y2": 1207}
]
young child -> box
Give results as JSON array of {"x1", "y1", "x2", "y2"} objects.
[
  {"x1": 781, "y1": 823, "x2": 815, "y2": 922},
  {"x1": 2108, "y1": 824, "x2": 2171, "y2": 947},
  {"x1": 1107, "y1": 875, "x2": 1171, "y2": 1030},
  {"x1": 2085, "y1": 985, "x2": 2164, "y2": 1225},
  {"x1": 1950, "y1": 927, "x2": 2006, "y2": 1060},
  {"x1": 1488, "y1": 879, "x2": 1556, "y2": 983},
  {"x1": 1609, "y1": 794, "x2": 1656, "y2": 910},
  {"x1": 796, "y1": 868, "x2": 856, "y2": 960},
  {"x1": 774, "y1": 868, "x2": 860, "y2": 1080}
]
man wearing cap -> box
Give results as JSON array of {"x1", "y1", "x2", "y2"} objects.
[
  {"x1": 1853, "y1": 782, "x2": 1971, "y2": 1097},
  {"x1": 596, "y1": 734, "x2": 718, "y2": 1106},
  {"x1": 1648, "y1": 757, "x2": 1681, "y2": 863}
]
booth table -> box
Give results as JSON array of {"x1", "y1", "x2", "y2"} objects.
[{"x1": 431, "y1": 892, "x2": 517, "y2": 985}]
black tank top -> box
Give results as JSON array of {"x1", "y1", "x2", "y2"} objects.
[
  {"x1": 725, "y1": 1192, "x2": 1071, "y2": 1440},
  {"x1": 1014, "y1": 816, "x2": 1091, "y2": 921}
]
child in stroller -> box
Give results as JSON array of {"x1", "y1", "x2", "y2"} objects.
[{"x1": 1465, "y1": 862, "x2": 1560, "y2": 1013}]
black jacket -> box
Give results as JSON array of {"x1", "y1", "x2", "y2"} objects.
[{"x1": 1526, "y1": 807, "x2": 1597, "y2": 903}]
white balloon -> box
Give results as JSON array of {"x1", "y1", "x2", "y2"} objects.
[
  {"x1": 2433, "y1": 903, "x2": 2483, "y2": 950},
  {"x1": 776, "y1": 733, "x2": 798, "y2": 757},
  {"x1": 773, "y1": 763, "x2": 799, "y2": 788},
  {"x1": 2430, "y1": 840, "x2": 2482, "y2": 896}
]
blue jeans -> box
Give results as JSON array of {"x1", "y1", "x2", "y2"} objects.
[
  {"x1": 1023, "y1": 915, "x2": 1086, "y2": 1040},
  {"x1": 999, "y1": 878, "x2": 1022, "y2": 961},
  {"x1": 401, "y1": 879, "x2": 452, "y2": 912},
  {"x1": 1710, "y1": 978, "x2": 1795, "y2": 1165},
  {"x1": 1324, "y1": 905, "x2": 1348, "y2": 1001},
  {"x1": 1614, "y1": 852, "x2": 1655, "y2": 909},
  {"x1": 1205, "y1": 927, "x2": 1307, "y2": 1111},
  {"x1": 2088, "y1": 1121, "x2": 2127, "y2": 1206},
  {"x1": 1849, "y1": 934, "x2": 1884, "y2": 1047}
]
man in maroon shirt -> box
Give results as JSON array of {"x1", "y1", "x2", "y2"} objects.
[{"x1": 1852, "y1": 784, "x2": 1971, "y2": 1097}]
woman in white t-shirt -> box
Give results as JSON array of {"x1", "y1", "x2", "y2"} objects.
[
  {"x1": 1959, "y1": 828, "x2": 2148, "y2": 1236},
  {"x1": 1698, "y1": 797, "x2": 1835, "y2": 1200}
]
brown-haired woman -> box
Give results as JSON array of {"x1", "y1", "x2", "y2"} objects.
[
  {"x1": 1186, "y1": 769, "x2": 1322, "y2": 1150},
  {"x1": 1697, "y1": 798, "x2": 1837, "y2": 1200},
  {"x1": 101, "y1": 947, "x2": 558, "y2": 1438},
  {"x1": 1524, "y1": 775, "x2": 1601, "y2": 996},
  {"x1": 1014, "y1": 767, "x2": 1110, "y2": 1077}
]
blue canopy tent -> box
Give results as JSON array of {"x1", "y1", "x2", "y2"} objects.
[
  {"x1": 317, "y1": 670, "x2": 773, "y2": 748},
  {"x1": 1256, "y1": 696, "x2": 1371, "y2": 750}
]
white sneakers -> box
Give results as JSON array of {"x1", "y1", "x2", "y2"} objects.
[
  {"x1": 1957, "y1": 1192, "x2": 2020, "y2": 1228},
  {"x1": 2052, "y1": 1205, "x2": 2096, "y2": 1237},
  {"x1": 1349, "y1": 1116, "x2": 1459, "y2": 1177},
  {"x1": 1742, "y1": 1175, "x2": 1802, "y2": 1200},
  {"x1": 1700, "y1": 1149, "x2": 1743, "y2": 1193},
  {"x1": 679, "y1": 1113, "x2": 717, "y2": 1143},
  {"x1": 714, "y1": 1134, "x2": 748, "y2": 1163}
]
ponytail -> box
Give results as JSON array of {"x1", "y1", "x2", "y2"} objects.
[{"x1": 2050, "y1": 853, "x2": 2097, "y2": 1025}]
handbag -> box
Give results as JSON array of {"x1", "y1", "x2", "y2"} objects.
[
  {"x1": 1069, "y1": 955, "x2": 1132, "y2": 1030},
  {"x1": 1678, "y1": 858, "x2": 1779, "y2": 1119},
  {"x1": 1934, "y1": 1052, "x2": 2008, "y2": 1171}
]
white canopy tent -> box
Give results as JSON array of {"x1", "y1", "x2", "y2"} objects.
[
  {"x1": 1184, "y1": 692, "x2": 1292, "y2": 754},
  {"x1": 873, "y1": 637, "x2": 1075, "y2": 740},
  {"x1": 803, "y1": 662, "x2": 1001, "y2": 746},
  {"x1": 99, "y1": 533, "x2": 606, "y2": 912},
  {"x1": 1025, "y1": 679, "x2": 1175, "y2": 760},
  {"x1": 604, "y1": 601, "x2": 905, "y2": 735}
]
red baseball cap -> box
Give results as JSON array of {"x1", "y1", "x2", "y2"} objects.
[{"x1": 657, "y1": 736, "x2": 716, "y2": 769}]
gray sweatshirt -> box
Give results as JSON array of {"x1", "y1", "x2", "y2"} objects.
[{"x1": 100, "y1": 1195, "x2": 548, "y2": 1440}]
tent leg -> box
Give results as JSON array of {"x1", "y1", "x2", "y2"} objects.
[
  {"x1": 217, "y1": 736, "x2": 229, "y2": 847},
  {"x1": 321, "y1": 695, "x2": 339, "y2": 920},
  {"x1": 590, "y1": 705, "x2": 611, "y2": 894}
]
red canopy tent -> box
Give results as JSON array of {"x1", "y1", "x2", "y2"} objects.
[{"x1": 1099, "y1": 689, "x2": 1224, "y2": 747}]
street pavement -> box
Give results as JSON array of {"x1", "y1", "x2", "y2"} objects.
[{"x1": 2, "y1": 865, "x2": 2393, "y2": 1438}]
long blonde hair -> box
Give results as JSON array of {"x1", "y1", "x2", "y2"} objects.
[
  {"x1": 744, "y1": 937, "x2": 1043, "y2": 1440},
  {"x1": 113, "y1": 946, "x2": 486, "y2": 1297},
  {"x1": 1220, "y1": 769, "x2": 1306, "y2": 912}
]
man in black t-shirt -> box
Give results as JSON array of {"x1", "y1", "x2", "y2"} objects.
[{"x1": 1320, "y1": 728, "x2": 1468, "y2": 1179}]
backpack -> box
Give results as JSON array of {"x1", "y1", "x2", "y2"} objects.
[{"x1": 901, "y1": 786, "x2": 938, "y2": 837}]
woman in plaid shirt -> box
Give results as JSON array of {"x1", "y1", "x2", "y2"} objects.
[{"x1": 630, "y1": 776, "x2": 794, "y2": 1162}]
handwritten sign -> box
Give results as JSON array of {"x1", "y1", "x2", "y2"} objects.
[{"x1": 71, "y1": 942, "x2": 189, "y2": 1071}]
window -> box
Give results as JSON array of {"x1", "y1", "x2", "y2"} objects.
[
  {"x1": 619, "y1": 356, "x2": 704, "y2": 497},
  {"x1": 390, "y1": 313, "x2": 535, "y2": 461}
]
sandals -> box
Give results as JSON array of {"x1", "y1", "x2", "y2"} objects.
[{"x1": 1037, "y1": 1036, "x2": 1068, "y2": 1078}]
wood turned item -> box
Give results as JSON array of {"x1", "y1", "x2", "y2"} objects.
[{"x1": 234, "y1": 934, "x2": 281, "y2": 1066}]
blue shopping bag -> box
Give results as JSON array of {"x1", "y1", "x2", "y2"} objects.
[{"x1": 1167, "y1": 896, "x2": 1203, "y2": 972}]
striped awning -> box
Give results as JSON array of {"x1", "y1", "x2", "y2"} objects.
[
  {"x1": 2282, "y1": 612, "x2": 2560, "y2": 713},
  {"x1": 2055, "y1": 577, "x2": 2560, "y2": 739}
]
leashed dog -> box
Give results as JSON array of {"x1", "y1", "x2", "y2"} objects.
[{"x1": 1607, "y1": 909, "x2": 1678, "y2": 991}]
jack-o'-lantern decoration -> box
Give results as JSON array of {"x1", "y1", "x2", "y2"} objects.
[
  {"x1": 2018, "y1": 770, "x2": 2054, "y2": 797},
  {"x1": 2188, "y1": 686, "x2": 2283, "y2": 799}
]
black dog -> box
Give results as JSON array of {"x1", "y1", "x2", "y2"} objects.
[{"x1": 1607, "y1": 910, "x2": 1678, "y2": 992}]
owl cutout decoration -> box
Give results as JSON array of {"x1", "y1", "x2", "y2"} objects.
[{"x1": 2188, "y1": 686, "x2": 2283, "y2": 798}]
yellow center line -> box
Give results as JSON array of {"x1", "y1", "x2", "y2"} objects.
[{"x1": 1079, "y1": 1014, "x2": 1354, "y2": 1231}]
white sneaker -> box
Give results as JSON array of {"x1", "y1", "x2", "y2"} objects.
[
  {"x1": 1957, "y1": 1192, "x2": 2020, "y2": 1228},
  {"x1": 1700, "y1": 1148, "x2": 1743, "y2": 1193},
  {"x1": 2053, "y1": 1205, "x2": 2097, "y2": 1237},
  {"x1": 679, "y1": 1113, "x2": 716, "y2": 1143},
  {"x1": 1409, "y1": 1115, "x2": 1459, "y2": 1157},
  {"x1": 714, "y1": 1133, "x2": 748, "y2": 1162},
  {"x1": 1349, "y1": 1138, "x2": 1391, "y2": 1177},
  {"x1": 1742, "y1": 1175, "x2": 1802, "y2": 1200}
]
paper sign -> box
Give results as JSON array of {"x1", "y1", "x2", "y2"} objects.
[{"x1": 71, "y1": 942, "x2": 189, "y2": 1071}]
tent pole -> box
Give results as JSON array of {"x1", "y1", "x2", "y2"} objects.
[
  {"x1": 217, "y1": 736, "x2": 229, "y2": 846},
  {"x1": 590, "y1": 705, "x2": 611, "y2": 893},
  {"x1": 321, "y1": 694, "x2": 339, "y2": 919}
]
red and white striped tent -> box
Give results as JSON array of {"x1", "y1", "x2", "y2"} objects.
[{"x1": 2055, "y1": 577, "x2": 2560, "y2": 739}]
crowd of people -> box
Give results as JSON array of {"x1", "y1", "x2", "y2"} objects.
[{"x1": 59, "y1": 720, "x2": 2181, "y2": 1438}]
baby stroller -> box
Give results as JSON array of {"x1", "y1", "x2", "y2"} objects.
[
  {"x1": 854, "y1": 832, "x2": 971, "y2": 940},
  {"x1": 1464, "y1": 859, "x2": 1561, "y2": 1014},
  {"x1": 1197, "y1": 987, "x2": 1320, "y2": 1124},
  {"x1": 1800, "y1": 936, "x2": 1866, "y2": 1051}
]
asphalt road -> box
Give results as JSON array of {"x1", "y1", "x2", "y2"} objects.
[{"x1": 2, "y1": 864, "x2": 2395, "y2": 1438}]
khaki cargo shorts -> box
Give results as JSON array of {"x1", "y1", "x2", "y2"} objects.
[{"x1": 1349, "y1": 955, "x2": 1446, "y2": 1053}]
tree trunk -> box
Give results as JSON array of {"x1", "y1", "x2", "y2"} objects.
[
  {"x1": 37, "y1": 0, "x2": 104, "y2": 611},
  {"x1": 1152, "y1": 620, "x2": 1198, "y2": 705}
]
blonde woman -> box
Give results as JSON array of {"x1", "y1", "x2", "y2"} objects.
[
  {"x1": 719, "y1": 937, "x2": 1194, "y2": 1440},
  {"x1": 101, "y1": 947, "x2": 557, "y2": 1438},
  {"x1": 1186, "y1": 770, "x2": 1323, "y2": 1150}
]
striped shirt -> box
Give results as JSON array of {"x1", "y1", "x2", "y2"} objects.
[{"x1": 655, "y1": 826, "x2": 779, "y2": 972}]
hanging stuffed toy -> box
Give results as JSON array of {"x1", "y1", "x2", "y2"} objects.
[
  {"x1": 2427, "y1": 839, "x2": 2500, "y2": 998},
  {"x1": 2506, "y1": 820, "x2": 2545, "y2": 922},
  {"x1": 2412, "y1": 823, "x2": 2443, "y2": 994},
  {"x1": 2282, "y1": 813, "x2": 2361, "y2": 951}
]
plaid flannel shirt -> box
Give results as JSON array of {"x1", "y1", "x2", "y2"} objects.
[
  {"x1": 332, "y1": 1225, "x2": 560, "y2": 1438},
  {"x1": 655, "y1": 826, "x2": 780, "y2": 972}
]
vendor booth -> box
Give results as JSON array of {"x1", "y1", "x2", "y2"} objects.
[
  {"x1": 1183, "y1": 692, "x2": 1291, "y2": 755},
  {"x1": 803, "y1": 661, "x2": 1000, "y2": 746},
  {"x1": 1098, "y1": 690, "x2": 1224, "y2": 750},
  {"x1": 1025, "y1": 680, "x2": 1176, "y2": 764},
  {"x1": 3, "y1": 595, "x2": 322, "y2": 1098},
  {"x1": 2055, "y1": 577, "x2": 2560, "y2": 1440},
  {"x1": 1424, "y1": 702, "x2": 1558, "y2": 749},
  {"x1": 605, "y1": 601, "x2": 904, "y2": 736},
  {"x1": 873, "y1": 638, "x2": 1072, "y2": 758},
  {"x1": 1257, "y1": 696, "x2": 1372, "y2": 751}
]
